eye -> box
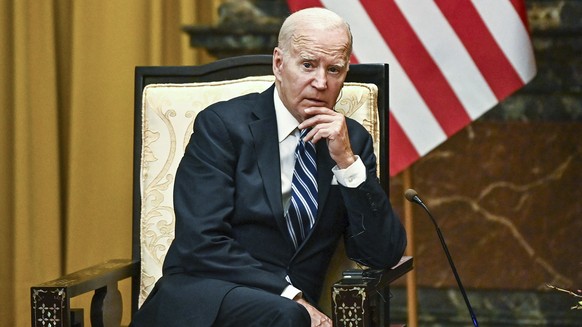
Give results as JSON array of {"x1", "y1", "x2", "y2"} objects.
[
  {"x1": 328, "y1": 66, "x2": 341, "y2": 74},
  {"x1": 302, "y1": 62, "x2": 313, "y2": 69}
]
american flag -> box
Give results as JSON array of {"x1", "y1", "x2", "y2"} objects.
[{"x1": 286, "y1": 0, "x2": 537, "y2": 176}]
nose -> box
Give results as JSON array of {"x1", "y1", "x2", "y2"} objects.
[{"x1": 311, "y1": 68, "x2": 327, "y2": 90}]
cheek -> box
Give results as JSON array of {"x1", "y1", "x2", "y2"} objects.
[
  {"x1": 328, "y1": 82, "x2": 344, "y2": 99},
  {"x1": 330, "y1": 79, "x2": 344, "y2": 90},
  {"x1": 290, "y1": 83, "x2": 308, "y2": 100}
]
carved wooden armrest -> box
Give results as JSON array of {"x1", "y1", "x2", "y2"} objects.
[
  {"x1": 31, "y1": 258, "x2": 136, "y2": 327},
  {"x1": 332, "y1": 256, "x2": 413, "y2": 327}
]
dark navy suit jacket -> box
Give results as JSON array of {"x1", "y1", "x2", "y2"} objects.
[{"x1": 131, "y1": 85, "x2": 406, "y2": 326}]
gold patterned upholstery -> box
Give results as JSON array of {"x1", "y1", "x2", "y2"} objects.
[{"x1": 138, "y1": 75, "x2": 380, "y2": 307}]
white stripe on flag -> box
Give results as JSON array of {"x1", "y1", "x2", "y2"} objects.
[
  {"x1": 472, "y1": 0, "x2": 537, "y2": 83},
  {"x1": 396, "y1": 1, "x2": 498, "y2": 119},
  {"x1": 322, "y1": 0, "x2": 447, "y2": 155}
]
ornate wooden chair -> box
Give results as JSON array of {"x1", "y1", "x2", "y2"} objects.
[{"x1": 31, "y1": 55, "x2": 412, "y2": 327}]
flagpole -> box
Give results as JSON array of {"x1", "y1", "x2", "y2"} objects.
[{"x1": 403, "y1": 167, "x2": 418, "y2": 327}]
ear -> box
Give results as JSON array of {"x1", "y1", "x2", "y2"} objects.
[{"x1": 272, "y1": 47, "x2": 283, "y2": 81}]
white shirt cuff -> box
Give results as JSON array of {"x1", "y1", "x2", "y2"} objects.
[
  {"x1": 281, "y1": 284, "x2": 303, "y2": 300},
  {"x1": 332, "y1": 155, "x2": 366, "y2": 188}
]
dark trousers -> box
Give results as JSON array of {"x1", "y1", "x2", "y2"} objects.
[{"x1": 213, "y1": 286, "x2": 311, "y2": 326}]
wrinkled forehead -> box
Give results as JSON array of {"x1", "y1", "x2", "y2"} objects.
[{"x1": 289, "y1": 28, "x2": 351, "y2": 64}]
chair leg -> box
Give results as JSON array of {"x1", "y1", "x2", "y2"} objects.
[{"x1": 71, "y1": 308, "x2": 85, "y2": 327}]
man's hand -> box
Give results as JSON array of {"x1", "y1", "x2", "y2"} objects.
[
  {"x1": 296, "y1": 298, "x2": 333, "y2": 327},
  {"x1": 299, "y1": 107, "x2": 356, "y2": 169}
]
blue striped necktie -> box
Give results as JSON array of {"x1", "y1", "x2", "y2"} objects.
[{"x1": 285, "y1": 129, "x2": 318, "y2": 249}]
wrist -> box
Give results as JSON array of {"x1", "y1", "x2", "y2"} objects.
[{"x1": 336, "y1": 154, "x2": 356, "y2": 169}]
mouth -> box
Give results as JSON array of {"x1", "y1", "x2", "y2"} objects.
[{"x1": 304, "y1": 98, "x2": 327, "y2": 106}]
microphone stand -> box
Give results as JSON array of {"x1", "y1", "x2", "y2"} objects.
[{"x1": 408, "y1": 191, "x2": 479, "y2": 327}]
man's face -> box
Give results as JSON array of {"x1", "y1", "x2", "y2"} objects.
[{"x1": 273, "y1": 27, "x2": 350, "y2": 122}]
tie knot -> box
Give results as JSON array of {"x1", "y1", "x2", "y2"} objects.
[{"x1": 299, "y1": 128, "x2": 310, "y2": 139}]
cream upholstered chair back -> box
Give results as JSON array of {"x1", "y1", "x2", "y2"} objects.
[
  {"x1": 133, "y1": 56, "x2": 390, "y2": 313},
  {"x1": 138, "y1": 76, "x2": 379, "y2": 306}
]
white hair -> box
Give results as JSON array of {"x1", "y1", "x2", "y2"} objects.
[{"x1": 277, "y1": 7, "x2": 352, "y2": 57}]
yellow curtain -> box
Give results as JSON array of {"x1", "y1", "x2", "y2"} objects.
[{"x1": 0, "y1": 0, "x2": 220, "y2": 325}]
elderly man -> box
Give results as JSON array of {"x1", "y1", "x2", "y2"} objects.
[{"x1": 131, "y1": 7, "x2": 406, "y2": 327}]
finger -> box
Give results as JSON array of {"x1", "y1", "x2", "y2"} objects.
[
  {"x1": 312, "y1": 120, "x2": 347, "y2": 142},
  {"x1": 299, "y1": 116, "x2": 333, "y2": 133},
  {"x1": 299, "y1": 108, "x2": 341, "y2": 129},
  {"x1": 304, "y1": 107, "x2": 336, "y2": 116},
  {"x1": 317, "y1": 316, "x2": 332, "y2": 327},
  {"x1": 301, "y1": 124, "x2": 327, "y2": 144},
  {"x1": 301, "y1": 113, "x2": 345, "y2": 136}
]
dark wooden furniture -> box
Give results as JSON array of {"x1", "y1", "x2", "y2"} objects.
[
  {"x1": 31, "y1": 55, "x2": 411, "y2": 327},
  {"x1": 332, "y1": 256, "x2": 412, "y2": 326}
]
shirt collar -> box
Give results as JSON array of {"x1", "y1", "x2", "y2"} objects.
[{"x1": 274, "y1": 86, "x2": 300, "y2": 143}]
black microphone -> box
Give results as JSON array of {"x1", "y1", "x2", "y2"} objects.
[{"x1": 405, "y1": 189, "x2": 479, "y2": 327}]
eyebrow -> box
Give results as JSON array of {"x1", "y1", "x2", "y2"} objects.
[
  {"x1": 299, "y1": 54, "x2": 317, "y2": 62},
  {"x1": 298, "y1": 54, "x2": 347, "y2": 69}
]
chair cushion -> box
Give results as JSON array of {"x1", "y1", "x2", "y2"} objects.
[{"x1": 139, "y1": 75, "x2": 379, "y2": 306}]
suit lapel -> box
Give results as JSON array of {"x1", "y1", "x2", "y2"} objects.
[{"x1": 248, "y1": 86, "x2": 287, "y2": 234}]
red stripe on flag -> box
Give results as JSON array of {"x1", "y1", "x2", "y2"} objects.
[
  {"x1": 286, "y1": 0, "x2": 322, "y2": 12},
  {"x1": 389, "y1": 112, "x2": 419, "y2": 176},
  {"x1": 435, "y1": 1, "x2": 525, "y2": 100},
  {"x1": 360, "y1": 0, "x2": 471, "y2": 137}
]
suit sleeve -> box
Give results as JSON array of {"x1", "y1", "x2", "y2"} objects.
[
  {"x1": 166, "y1": 107, "x2": 289, "y2": 295},
  {"x1": 341, "y1": 121, "x2": 407, "y2": 269}
]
